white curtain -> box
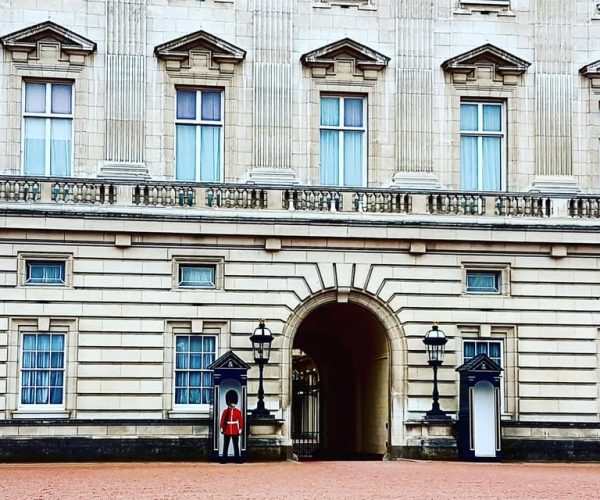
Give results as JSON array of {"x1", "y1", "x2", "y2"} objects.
[
  {"x1": 344, "y1": 131, "x2": 363, "y2": 186},
  {"x1": 181, "y1": 266, "x2": 214, "y2": 286},
  {"x1": 320, "y1": 98, "x2": 340, "y2": 185},
  {"x1": 460, "y1": 103, "x2": 478, "y2": 131},
  {"x1": 176, "y1": 125, "x2": 196, "y2": 180},
  {"x1": 25, "y1": 83, "x2": 46, "y2": 113},
  {"x1": 177, "y1": 91, "x2": 196, "y2": 120},
  {"x1": 461, "y1": 136, "x2": 478, "y2": 190},
  {"x1": 50, "y1": 119, "x2": 72, "y2": 176},
  {"x1": 344, "y1": 98, "x2": 363, "y2": 127},
  {"x1": 29, "y1": 263, "x2": 63, "y2": 284},
  {"x1": 467, "y1": 272, "x2": 496, "y2": 292},
  {"x1": 201, "y1": 91, "x2": 221, "y2": 121},
  {"x1": 482, "y1": 137, "x2": 501, "y2": 190},
  {"x1": 483, "y1": 105, "x2": 501, "y2": 132},
  {"x1": 200, "y1": 126, "x2": 221, "y2": 182},
  {"x1": 51, "y1": 84, "x2": 72, "y2": 115},
  {"x1": 24, "y1": 118, "x2": 46, "y2": 175}
]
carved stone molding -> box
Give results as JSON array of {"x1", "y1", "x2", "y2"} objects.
[
  {"x1": 154, "y1": 30, "x2": 246, "y2": 74},
  {"x1": 441, "y1": 43, "x2": 530, "y2": 86},
  {"x1": 300, "y1": 38, "x2": 389, "y2": 81},
  {"x1": 0, "y1": 21, "x2": 96, "y2": 67},
  {"x1": 579, "y1": 59, "x2": 600, "y2": 94}
]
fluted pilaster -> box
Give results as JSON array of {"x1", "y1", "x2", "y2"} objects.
[
  {"x1": 103, "y1": 0, "x2": 147, "y2": 176},
  {"x1": 534, "y1": 0, "x2": 573, "y2": 177},
  {"x1": 252, "y1": 0, "x2": 293, "y2": 171}
]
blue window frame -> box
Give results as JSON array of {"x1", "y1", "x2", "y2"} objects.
[
  {"x1": 174, "y1": 335, "x2": 216, "y2": 405},
  {"x1": 26, "y1": 261, "x2": 66, "y2": 285},
  {"x1": 464, "y1": 340, "x2": 502, "y2": 367},
  {"x1": 20, "y1": 333, "x2": 65, "y2": 406},
  {"x1": 466, "y1": 270, "x2": 501, "y2": 294},
  {"x1": 175, "y1": 89, "x2": 223, "y2": 182}
]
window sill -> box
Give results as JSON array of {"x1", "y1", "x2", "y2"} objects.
[
  {"x1": 12, "y1": 409, "x2": 70, "y2": 419},
  {"x1": 169, "y1": 409, "x2": 211, "y2": 419}
]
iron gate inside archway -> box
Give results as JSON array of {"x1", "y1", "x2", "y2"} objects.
[{"x1": 292, "y1": 355, "x2": 321, "y2": 459}]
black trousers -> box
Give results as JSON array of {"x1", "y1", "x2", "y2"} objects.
[{"x1": 222, "y1": 434, "x2": 240, "y2": 458}]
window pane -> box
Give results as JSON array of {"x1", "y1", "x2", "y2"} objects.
[
  {"x1": 176, "y1": 353, "x2": 188, "y2": 369},
  {"x1": 482, "y1": 137, "x2": 501, "y2": 191},
  {"x1": 200, "y1": 126, "x2": 221, "y2": 182},
  {"x1": 27, "y1": 262, "x2": 65, "y2": 284},
  {"x1": 320, "y1": 97, "x2": 339, "y2": 126},
  {"x1": 49, "y1": 388, "x2": 63, "y2": 404},
  {"x1": 466, "y1": 271, "x2": 500, "y2": 293},
  {"x1": 35, "y1": 388, "x2": 49, "y2": 404},
  {"x1": 51, "y1": 84, "x2": 72, "y2": 115},
  {"x1": 476, "y1": 342, "x2": 488, "y2": 355},
  {"x1": 37, "y1": 334, "x2": 51, "y2": 351},
  {"x1": 189, "y1": 372, "x2": 201, "y2": 387},
  {"x1": 343, "y1": 130, "x2": 363, "y2": 186},
  {"x1": 464, "y1": 342, "x2": 475, "y2": 359},
  {"x1": 176, "y1": 125, "x2": 196, "y2": 180},
  {"x1": 21, "y1": 388, "x2": 35, "y2": 405},
  {"x1": 22, "y1": 370, "x2": 35, "y2": 386},
  {"x1": 24, "y1": 117, "x2": 46, "y2": 175},
  {"x1": 190, "y1": 353, "x2": 202, "y2": 369},
  {"x1": 50, "y1": 352, "x2": 64, "y2": 368},
  {"x1": 176, "y1": 336, "x2": 188, "y2": 353},
  {"x1": 202, "y1": 388, "x2": 212, "y2": 404},
  {"x1": 203, "y1": 336, "x2": 215, "y2": 352},
  {"x1": 344, "y1": 98, "x2": 363, "y2": 127},
  {"x1": 189, "y1": 388, "x2": 201, "y2": 404},
  {"x1": 50, "y1": 119, "x2": 72, "y2": 176},
  {"x1": 22, "y1": 352, "x2": 35, "y2": 368},
  {"x1": 175, "y1": 388, "x2": 188, "y2": 404},
  {"x1": 25, "y1": 83, "x2": 46, "y2": 113},
  {"x1": 320, "y1": 130, "x2": 339, "y2": 185},
  {"x1": 180, "y1": 265, "x2": 215, "y2": 287},
  {"x1": 23, "y1": 334, "x2": 36, "y2": 350},
  {"x1": 460, "y1": 104, "x2": 478, "y2": 131},
  {"x1": 175, "y1": 371, "x2": 189, "y2": 387},
  {"x1": 489, "y1": 342, "x2": 502, "y2": 360},
  {"x1": 201, "y1": 92, "x2": 221, "y2": 121},
  {"x1": 177, "y1": 91, "x2": 196, "y2": 120},
  {"x1": 483, "y1": 105, "x2": 501, "y2": 132},
  {"x1": 460, "y1": 136, "x2": 478, "y2": 190},
  {"x1": 51, "y1": 334, "x2": 64, "y2": 351},
  {"x1": 50, "y1": 371, "x2": 64, "y2": 386},
  {"x1": 190, "y1": 336, "x2": 202, "y2": 353}
]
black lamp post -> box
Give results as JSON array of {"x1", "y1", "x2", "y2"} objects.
[
  {"x1": 423, "y1": 323, "x2": 451, "y2": 421},
  {"x1": 249, "y1": 320, "x2": 274, "y2": 419}
]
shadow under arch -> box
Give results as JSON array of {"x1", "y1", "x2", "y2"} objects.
[{"x1": 281, "y1": 290, "x2": 407, "y2": 458}]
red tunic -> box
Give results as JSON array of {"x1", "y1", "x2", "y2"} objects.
[{"x1": 220, "y1": 406, "x2": 244, "y2": 436}]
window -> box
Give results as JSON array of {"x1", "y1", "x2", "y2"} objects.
[
  {"x1": 466, "y1": 270, "x2": 501, "y2": 294},
  {"x1": 178, "y1": 264, "x2": 216, "y2": 288},
  {"x1": 174, "y1": 335, "x2": 216, "y2": 406},
  {"x1": 320, "y1": 96, "x2": 366, "y2": 186},
  {"x1": 20, "y1": 333, "x2": 65, "y2": 406},
  {"x1": 22, "y1": 81, "x2": 73, "y2": 176},
  {"x1": 25, "y1": 261, "x2": 66, "y2": 285},
  {"x1": 175, "y1": 89, "x2": 223, "y2": 182},
  {"x1": 460, "y1": 102, "x2": 504, "y2": 191},
  {"x1": 464, "y1": 340, "x2": 502, "y2": 366}
]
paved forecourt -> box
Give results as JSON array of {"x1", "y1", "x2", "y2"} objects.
[{"x1": 0, "y1": 460, "x2": 599, "y2": 499}]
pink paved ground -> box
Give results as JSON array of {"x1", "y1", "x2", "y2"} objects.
[{"x1": 0, "y1": 461, "x2": 599, "y2": 500}]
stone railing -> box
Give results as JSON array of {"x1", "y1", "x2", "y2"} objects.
[{"x1": 1, "y1": 176, "x2": 600, "y2": 221}]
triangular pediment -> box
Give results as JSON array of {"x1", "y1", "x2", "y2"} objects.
[
  {"x1": 208, "y1": 350, "x2": 251, "y2": 371},
  {"x1": 456, "y1": 353, "x2": 503, "y2": 374},
  {"x1": 301, "y1": 37, "x2": 390, "y2": 70},
  {"x1": 154, "y1": 30, "x2": 245, "y2": 74},
  {"x1": 442, "y1": 43, "x2": 530, "y2": 84},
  {"x1": 580, "y1": 59, "x2": 600, "y2": 78},
  {"x1": 1, "y1": 21, "x2": 96, "y2": 55}
]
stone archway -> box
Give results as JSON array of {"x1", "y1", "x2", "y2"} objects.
[{"x1": 281, "y1": 291, "x2": 406, "y2": 459}]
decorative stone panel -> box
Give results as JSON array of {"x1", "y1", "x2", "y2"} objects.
[
  {"x1": 441, "y1": 43, "x2": 530, "y2": 86},
  {"x1": 300, "y1": 38, "x2": 389, "y2": 81},
  {"x1": 0, "y1": 21, "x2": 96, "y2": 69},
  {"x1": 154, "y1": 30, "x2": 246, "y2": 75}
]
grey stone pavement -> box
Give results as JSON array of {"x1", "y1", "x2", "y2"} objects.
[{"x1": 0, "y1": 460, "x2": 599, "y2": 500}]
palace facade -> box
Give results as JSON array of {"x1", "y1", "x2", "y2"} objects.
[{"x1": 0, "y1": 0, "x2": 600, "y2": 461}]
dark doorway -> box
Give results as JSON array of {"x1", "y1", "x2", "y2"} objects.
[{"x1": 292, "y1": 302, "x2": 390, "y2": 460}]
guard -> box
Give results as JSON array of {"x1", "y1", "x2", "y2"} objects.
[{"x1": 220, "y1": 389, "x2": 244, "y2": 462}]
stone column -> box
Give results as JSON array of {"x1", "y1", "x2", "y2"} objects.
[
  {"x1": 100, "y1": 0, "x2": 149, "y2": 179},
  {"x1": 390, "y1": 0, "x2": 439, "y2": 189},
  {"x1": 531, "y1": 0, "x2": 578, "y2": 193},
  {"x1": 243, "y1": 0, "x2": 297, "y2": 184}
]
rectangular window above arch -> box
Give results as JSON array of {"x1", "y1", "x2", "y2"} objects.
[
  {"x1": 320, "y1": 95, "x2": 367, "y2": 187},
  {"x1": 22, "y1": 81, "x2": 74, "y2": 177},
  {"x1": 175, "y1": 88, "x2": 224, "y2": 182}
]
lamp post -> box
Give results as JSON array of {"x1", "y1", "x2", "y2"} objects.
[
  {"x1": 249, "y1": 320, "x2": 274, "y2": 419},
  {"x1": 423, "y1": 323, "x2": 451, "y2": 421}
]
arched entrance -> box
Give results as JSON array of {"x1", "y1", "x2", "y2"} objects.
[{"x1": 291, "y1": 301, "x2": 390, "y2": 459}]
